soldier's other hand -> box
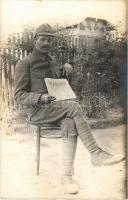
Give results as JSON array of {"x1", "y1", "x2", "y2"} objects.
[
  {"x1": 41, "y1": 94, "x2": 56, "y2": 104},
  {"x1": 63, "y1": 63, "x2": 73, "y2": 77},
  {"x1": 47, "y1": 95, "x2": 56, "y2": 102}
]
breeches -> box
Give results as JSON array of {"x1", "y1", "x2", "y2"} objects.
[
  {"x1": 30, "y1": 100, "x2": 99, "y2": 153},
  {"x1": 30, "y1": 100, "x2": 89, "y2": 138}
]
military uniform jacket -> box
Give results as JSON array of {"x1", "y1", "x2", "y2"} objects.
[{"x1": 14, "y1": 49, "x2": 66, "y2": 111}]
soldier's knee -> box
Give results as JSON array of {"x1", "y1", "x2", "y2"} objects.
[
  {"x1": 70, "y1": 101, "x2": 82, "y2": 111},
  {"x1": 66, "y1": 101, "x2": 82, "y2": 118}
]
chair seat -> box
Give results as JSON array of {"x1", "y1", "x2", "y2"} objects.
[
  {"x1": 40, "y1": 130, "x2": 62, "y2": 138},
  {"x1": 32, "y1": 123, "x2": 62, "y2": 138},
  {"x1": 31, "y1": 123, "x2": 60, "y2": 129},
  {"x1": 41, "y1": 124, "x2": 60, "y2": 130}
]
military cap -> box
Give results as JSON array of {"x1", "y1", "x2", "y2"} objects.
[{"x1": 34, "y1": 23, "x2": 55, "y2": 38}]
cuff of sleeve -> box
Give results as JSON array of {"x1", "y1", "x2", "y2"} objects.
[{"x1": 29, "y1": 93, "x2": 43, "y2": 106}]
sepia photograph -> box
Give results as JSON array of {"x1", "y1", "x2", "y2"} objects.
[{"x1": 0, "y1": 0, "x2": 127, "y2": 199}]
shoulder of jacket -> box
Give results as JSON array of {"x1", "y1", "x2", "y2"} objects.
[
  {"x1": 15, "y1": 55, "x2": 32, "y2": 72},
  {"x1": 20, "y1": 54, "x2": 32, "y2": 64},
  {"x1": 16, "y1": 54, "x2": 33, "y2": 67}
]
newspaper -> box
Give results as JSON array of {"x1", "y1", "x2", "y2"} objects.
[{"x1": 45, "y1": 78, "x2": 76, "y2": 101}]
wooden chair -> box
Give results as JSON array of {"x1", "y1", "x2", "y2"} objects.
[{"x1": 33, "y1": 123, "x2": 62, "y2": 176}]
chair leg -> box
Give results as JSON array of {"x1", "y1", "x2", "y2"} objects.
[{"x1": 36, "y1": 126, "x2": 40, "y2": 176}]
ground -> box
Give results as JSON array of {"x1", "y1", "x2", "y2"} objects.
[{"x1": 0, "y1": 124, "x2": 126, "y2": 200}]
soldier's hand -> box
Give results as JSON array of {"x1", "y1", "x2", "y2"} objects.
[
  {"x1": 63, "y1": 63, "x2": 73, "y2": 77},
  {"x1": 41, "y1": 94, "x2": 56, "y2": 104}
]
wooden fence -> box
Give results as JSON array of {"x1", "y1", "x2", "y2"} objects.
[
  {"x1": 0, "y1": 47, "x2": 122, "y2": 111},
  {"x1": 0, "y1": 30, "x2": 125, "y2": 120}
]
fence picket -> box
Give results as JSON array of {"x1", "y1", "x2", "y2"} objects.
[{"x1": 0, "y1": 30, "x2": 124, "y2": 115}]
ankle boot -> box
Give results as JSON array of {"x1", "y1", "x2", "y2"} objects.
[
  {"x1": 61, "y1": 175, "x2": 79, "y2": 194},
  {"x1": 91, "y1": 149, "x2": 125, "y2": 167}
]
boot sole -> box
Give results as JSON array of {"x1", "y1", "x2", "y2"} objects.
[{"x1": 92, "y1": 156, "x2": 125, "y2": 167}]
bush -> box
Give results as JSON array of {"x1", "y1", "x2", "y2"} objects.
[{"x1": 1, "y1": 26, "x2": 126, "y2": 119}]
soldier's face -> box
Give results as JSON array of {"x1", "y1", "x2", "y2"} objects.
[{"x1": 34, "y1": 35, "x2": 52, "y2": 54}]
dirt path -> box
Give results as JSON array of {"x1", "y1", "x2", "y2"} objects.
[{"x1": 0, "y1": 125, "x2": 126, "y2": 199}]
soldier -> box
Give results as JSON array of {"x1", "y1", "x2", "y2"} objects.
[{"x1": 14, "y1": 24, "x2": 125, "y2": 195}]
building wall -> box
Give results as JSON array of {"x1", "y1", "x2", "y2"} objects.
[{"x1": 64, "y1": 17, "x2": 108, "y2": 50}]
